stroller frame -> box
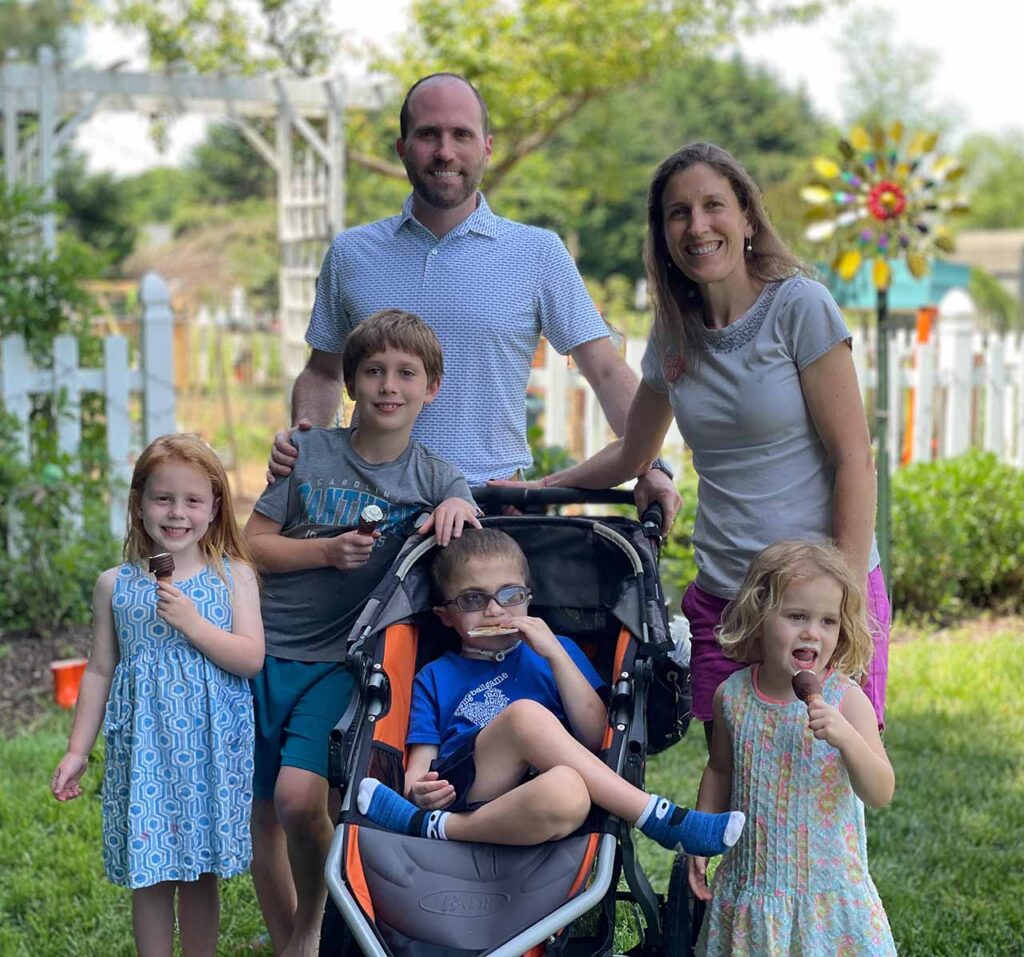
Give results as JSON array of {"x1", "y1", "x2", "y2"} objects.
[{"x1": 324, "y1": 492, "x2": 695, "y2": 957}]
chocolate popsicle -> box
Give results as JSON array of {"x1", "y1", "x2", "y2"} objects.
[
  {"x1": 149, "y1": 552, "x2": 175, "y2": 583},
  {"x1": 791, "y1": 670, "x2": 823, "y2": 710}
]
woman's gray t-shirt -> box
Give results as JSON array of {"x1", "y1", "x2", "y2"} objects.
[{"x1": 642, "y1": 276, "x2": 880, "y2": 598}]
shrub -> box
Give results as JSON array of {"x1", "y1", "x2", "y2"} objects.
[
  {"x1": 0, "y1": 413, "x2": 120, "y2": 635},
  {"x1": 657, "y1": 469, "x2": 699, "y2": 609},
  {"x1": 891, "y1": 451, "x2": 1024, "y2": 622},
  {"x1": 0, "y1": 184, "x2": 121, "y2": 635}
]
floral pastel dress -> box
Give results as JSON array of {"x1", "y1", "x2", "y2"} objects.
[
  {"x1": 697, "y1": 667, "x2": 896, "y2": 956},
  {"x1": 101, "y1": 561, "x2": 254, "y2": 888}
]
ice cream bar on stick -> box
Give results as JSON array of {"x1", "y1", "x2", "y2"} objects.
[
  {"x1": 791, "y1": 670, "x2": 823, "y2": 713},
  {"x1": 358, "y1": 504, "x2": 384, "y2": 535},
  {"x1": 149, "y1": 552, "x2": 175, "y2": 583}
]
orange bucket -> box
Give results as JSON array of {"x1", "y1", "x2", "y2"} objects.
[{"x1": 51, "y1": 658, "x2": 88, "y2": 709}]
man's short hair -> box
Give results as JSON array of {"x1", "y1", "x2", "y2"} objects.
[
  {"x1": 432, "y1": 528, "x2": 530, "y2": 597},
  {"x1": 399, "y1": 73, "x2": 490, "y2": 139},
  {"x1": 342, "y1": 309, "x2": 444, "y2": 391}
]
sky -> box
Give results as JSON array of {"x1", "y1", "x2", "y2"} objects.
[{"x1": 70, "y1": 0, "x2": 1021, "y2": 175}]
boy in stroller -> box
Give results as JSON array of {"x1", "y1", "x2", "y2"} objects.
[
  {"x1": 357, "y1": 528, "x2": 744, "y2": 855},
  {"x1": 325, "y1": 501, "x2": 730, "y2": 956}
]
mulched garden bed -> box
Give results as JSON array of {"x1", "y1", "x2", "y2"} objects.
[{"x1": 0, "y1": 624, "x2": 91, "y2": 735}]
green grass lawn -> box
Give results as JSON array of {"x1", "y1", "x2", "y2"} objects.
[{"x1": 2, "y1": 626, "x2": 1022, "y2": 955}]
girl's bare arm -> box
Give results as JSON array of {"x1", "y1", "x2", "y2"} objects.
[
  {"x1": 52, "y1": 568, "x2": 120, "y2": 799},
  {"x1": 810, "y1": 684, "x2": 894, "y2": 808}
]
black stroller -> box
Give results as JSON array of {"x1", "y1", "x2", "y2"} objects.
[{"x1": 322, "y1": 488, "x2": 699, "y2": 956}]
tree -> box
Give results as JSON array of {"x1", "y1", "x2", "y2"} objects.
[
  {"x1": 56, "y1": 151, "x2": 139, "y2": 269},
  {"x1": 186, "y1": 122, "x2": 276, "y2": 205},
  {"x1": 960, "y1": 132, "x2": 1024, "y2": 230},
  {"x1": 499, "y1": 54, "x2": 831, "y2": 281},
  {"x1": 112, "y1": 0, "x2": 338, "y2": 76},
  {"x1": 0, "y1": 0, "x2": 89, "y2": 59},
  {"x1": 834, "y1": 8, "x2": 962, "y2": 133},
  {"x1": 108, "y1": 0, "x2": 833, "y2": 185}
]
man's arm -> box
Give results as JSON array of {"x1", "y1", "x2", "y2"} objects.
[
  {"x1": 570, "y1": 337, "x2": 637, "y2": 437},
  {"x1": 291, "y1": 348, "x2": 346, "y2": 426},
  {"x1": 569, "y1": 338, "x2": 682, "y2": 530},
  {"x1": 268, "y1": 349, "x2": 346, "y2": 481}
]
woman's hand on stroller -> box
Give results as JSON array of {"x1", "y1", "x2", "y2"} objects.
[
  {"x1": 408, "y1": 770, "x2": 456, "y2": 811},
  {"x1": 633, "y1": 468, "x2": 682, "y2": 535},
  {"x1": 418, "y1": 498, "x2": 482, "y2": 547},
  {"x1": 687, "y1": 853, "x2": 713, "y2": 902}
]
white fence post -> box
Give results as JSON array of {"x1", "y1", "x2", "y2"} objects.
[
  {"x1": 911, "y1": 331, "x2": 937, "y2": 463},
  {"x1": 1014, "y1": 333, "x2": 1024, "y2": 469},
  {"x1": 983, "y1": 332, "x2": 1006, "y2": 456},
  {"x1": 1, "y1": 335, "x2": 30, "y2": 553},
  {"x1": 887, "y1": 328, "x2": 908, "y2": 473},
  {"x1": 140, "y1": 271, "x2": 176, "y2": 440},
  {"x1": 1, "y1": 272, "x2": 178, "y2": 552},
  {"x1": 54, "y1": 335, "x2": 83, "y2": 534},
  {"x1": 543, "y1": 340, "x2": 567, "y2": 448},
  {"x1": 939, "y1": 289, "x2": 976, "y2": 458},
  {"x1": 104, "y1": 336, "x2": 132, "y2": 540}
]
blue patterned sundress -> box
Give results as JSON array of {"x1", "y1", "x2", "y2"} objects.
[
  {"x1": 102, "y1": 560, "x2": 254, "y2": 888},
  {"x1": 697, "y1": 667, "x2": 896, "y2": 956}
]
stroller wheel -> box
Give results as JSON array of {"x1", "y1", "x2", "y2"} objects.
[{"x1": 661, "y1": 853, "x2": 703, "y2": 957}]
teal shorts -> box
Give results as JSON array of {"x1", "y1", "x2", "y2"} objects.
[{"x1": 250, "y1": 655, "x2": 355, "y2": 800}]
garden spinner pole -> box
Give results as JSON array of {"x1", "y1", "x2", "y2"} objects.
[{"x1": 875, "y1": 288, "x2": 891, "y2": 588}]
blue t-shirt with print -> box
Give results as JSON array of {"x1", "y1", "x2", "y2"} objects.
[{"x1": 407, "y1": 636, "x2": 606, "y2": 764}]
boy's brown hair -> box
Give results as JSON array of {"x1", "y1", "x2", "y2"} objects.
[
  {"x1": 431, "y1": 528, "x2": 531, "y2": 597},
  {"x1": 342, "y1": 309, "x2": 444, "y2": 394}
]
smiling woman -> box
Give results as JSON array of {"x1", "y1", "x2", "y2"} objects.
[{"x1": 524, "y1": 141, "x2": 889, "y2": 740}]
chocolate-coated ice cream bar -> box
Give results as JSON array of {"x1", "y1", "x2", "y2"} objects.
[
  {"x1": 791, "y1": 670, "x2": 823, "y2": 707},
  {"x1": 149, "y1": 552, "x2": 175, "y2": 582},
  {"x1": 358, "y1": 504, "x2": 384, "y2": 535}
]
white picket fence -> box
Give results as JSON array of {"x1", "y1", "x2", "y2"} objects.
[
  {"x1": 851, "y1": 289, "x2": 1024, "y2": 469},
  {"x1": 0, "y1": 272, "x2": 176, "y2": 543},
  {"x1": 537, "y1": 288, "x2": 1024, "y2": 472}
]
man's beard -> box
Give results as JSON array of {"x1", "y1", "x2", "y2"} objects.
[{"x1": 406, "y1": 159, "x2": 487, "y2": 211}]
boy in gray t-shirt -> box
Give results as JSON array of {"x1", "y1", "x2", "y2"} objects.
[{"x1": 244, "y1": 309, "x2": 478, "y2": 956}]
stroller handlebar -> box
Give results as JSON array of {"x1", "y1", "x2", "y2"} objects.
[
  {"x1": 469, "y1": 485, "x2": 636, "y2": 507},
  {"x1": 469, "y1": 486, "x2": 665, "y2": 540}
]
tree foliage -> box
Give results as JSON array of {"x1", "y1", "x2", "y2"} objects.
[
  {"x1": 0, "y1": 184, "x2": 100, "y2": 362},
  {"x1": 498, "y1": 54, "x2": 830, "y2": 280},
  {"x1": 112, "y1": 0, "x2": 339, "y2": 75},
  {"x1": 186, "y1": 122, "x2": 276, "y2": 204},
  {"x1": 107, "y1": 0, "x2": 831, "y2": 183},
  {"x1": 373, "y1": 0, "x2": 828, "y2": 187},
  {"x1": 833, "y1": 8, "x2": 962, "y2": 133},
  {"x1": 960, "y1": 131, "x2": 1024, "y2": 230},
  {"x1": 0, "y1": 0, "x2": 89, "y2": 58},
  {"x1": 56, "y1": 152, "x2": 139, "y2": 269}
]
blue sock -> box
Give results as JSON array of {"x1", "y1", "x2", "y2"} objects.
[
  {"x1": 636, "y1": 794, "x2": 744, "y2": 856},
  {"x1": 357, "y1": 778, "x2": 449, "y2": 840}
]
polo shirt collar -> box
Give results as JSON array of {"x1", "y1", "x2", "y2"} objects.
[{"x1": 395, "y1": 192, "x2": 499, "y2": 239}]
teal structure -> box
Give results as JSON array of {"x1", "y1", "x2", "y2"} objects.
[{"x1": 820, "y1": 259, "x2": 971, "y2": 310}]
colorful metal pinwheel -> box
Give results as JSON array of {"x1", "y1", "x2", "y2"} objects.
[{"x1": 801, "y1": 122, "x2": 969, "y2": 289}]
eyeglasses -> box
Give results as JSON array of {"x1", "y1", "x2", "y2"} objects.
[{"x1": 442, "y1": 585, "x2": 531, "y2": 613}]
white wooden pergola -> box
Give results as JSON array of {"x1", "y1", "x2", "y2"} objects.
[{"x1": 0, "y1": 46, "x2": 383, "y2": 378}]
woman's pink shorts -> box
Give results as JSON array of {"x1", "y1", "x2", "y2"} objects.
[{"x1": 682, "y1": 565, "x2": 890, "y2": 727}]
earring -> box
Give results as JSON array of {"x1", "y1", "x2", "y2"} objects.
[{"x1": 745, "y1": 237, "x2": 753, "y2": 254}]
